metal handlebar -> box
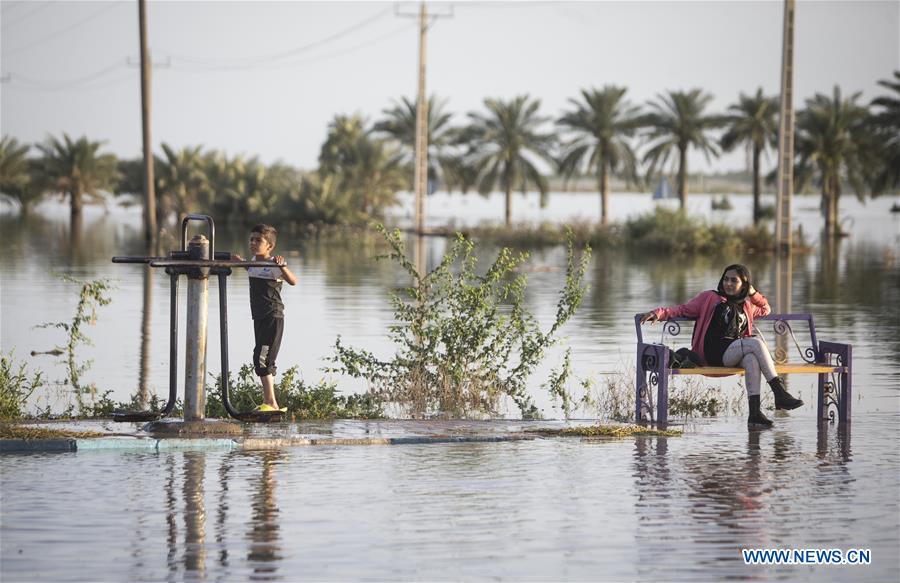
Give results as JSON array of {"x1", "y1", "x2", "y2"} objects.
[{"x1": 181, "y1": 214, "x2": 215, "y2": 257}]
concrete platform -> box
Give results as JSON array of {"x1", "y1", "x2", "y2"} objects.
[{"x1": 0, "y1": 419, "x2": 556, "y2": 453}]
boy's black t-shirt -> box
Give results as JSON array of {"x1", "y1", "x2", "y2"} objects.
[{"x1": 248, "y1": 261, "x2": 284, "y2": 319}]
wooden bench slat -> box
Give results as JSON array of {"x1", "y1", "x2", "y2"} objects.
[{"x1": 671, "y1": 364, "x2": 846, "y2": 375}]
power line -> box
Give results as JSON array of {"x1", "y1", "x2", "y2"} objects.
[
  {"x1": 3, "y1": 2, "x2": 122, "y2": 57},
  {"x1": 4, "y1": 59, "x2": 126, "y2": 89},
  {"x1": 2, "y1": 1, "x2": 51, "y2": 29},
  {"x1": 5, "y1": 71, "x2": 135, "y2": 93},
  {"x1": 3, "y1": 20, "x2": 412, "y2": 89},
  {"x1": 0, "y1": 1, "x2": 27, "y2": 15},
  {"x1": 167, "y1": 21, "x2": 415, "y2": 73},
  {"x1": 158, "y1": 5, "x2": 393, "y2": 70}
]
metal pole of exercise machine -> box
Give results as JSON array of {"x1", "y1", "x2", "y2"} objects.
[{"x1": 184, "y1": 234, "x2": 210, "y2": 422}]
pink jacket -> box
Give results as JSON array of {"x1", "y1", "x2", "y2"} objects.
[{"x1": 652, "y1": 290, "x2": 771, "y2": 365}]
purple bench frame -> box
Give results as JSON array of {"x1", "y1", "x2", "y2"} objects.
[{"x1": 634, "y1": 313, "x2": 852, "y2": 427}]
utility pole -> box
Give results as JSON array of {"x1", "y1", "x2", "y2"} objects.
[
  {"x1": 414, "y1": 2, "x2": 428, "y2": 237},
  {"x1": 774, "y1": 0, "x2": 796, "y2": 359},
  {"x1": 139, "y1": 0, "x2": 157, "y2": 243},
  {"x1": 775, "y1": 0, "x2": 795, "y2": 257}
]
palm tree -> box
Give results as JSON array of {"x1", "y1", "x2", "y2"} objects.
[
  {"x1": 318, "y1": 114, "x2": 367, "y2": 175},
  {"x1": 373, "y1": 95, "x2": 463, "y2": 192},
  {"x1": 0, "y1": 136, "x2": 38, "y2": 212},
  {"x1": 870, "y1": 71, "x2": 900, "y2": 193},
  {"x1": 35, "y1": 133, "x2": 117, "y2": 221},
  {"x1": 720, "y1": 88, "x2": 778, "y2": 224},
  {"x1": 318, "y1": 114, "x2": 407, "y2": 218},
  {"x1": 796, "y1": 86, "x2": 873, "y2": 237},
  {"x1": 462, "y1": 95, "x2": 556, "y2": 226},
  {"x1": 156, "y1": 144, "x2": 210, "y2": 223},
  {"x1": 557, "y1": 86, "x2": 642, "y2": 225},
  {"x1": 642, "y1": 89, "x2": 722, "y2": 209}
]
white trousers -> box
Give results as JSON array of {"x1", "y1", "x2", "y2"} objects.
[{"x1": 721, "y1": 337, "x2": 778, "y2": 396}]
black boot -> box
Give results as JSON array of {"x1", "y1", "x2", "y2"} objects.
[
  {"x1": 770, "y1": 376, "x2": 803, "y2": 410},
  {"x1": 747, "y1": 394, "x2": 773, "y2": 428}
]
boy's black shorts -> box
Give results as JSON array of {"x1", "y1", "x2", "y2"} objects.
[{"x1": 253, "y1": 316, "x2": 284, "y2": 376}]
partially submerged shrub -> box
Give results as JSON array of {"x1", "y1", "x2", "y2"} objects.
[
  {"x1": 461, "y1": 208, "x2": 781, "y2": 254},
  {"x1": 207, "y1": 364, "x2": 382, "y2": 420},
  {"x1": 624, "y1": 207, "x2": 780, "y2": 253},
  {"x1": 0, "y1": 351, "x2": 45, "y2": 420},
  {"x1": 35, "y1": 276, "x2": 113, "y2": 415},
  {"x1": 330, "y1": 225, "x2": 591, "y2": 419},
  {"x1": 581, "y1": 367, "x2": 746, "y2": 421}
]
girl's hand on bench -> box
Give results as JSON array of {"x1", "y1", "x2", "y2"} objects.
[{"x1": 640, "y1": 312, "x2": 659, "y2": 324}]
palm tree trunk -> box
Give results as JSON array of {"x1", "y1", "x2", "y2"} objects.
[
  {"x1": 677, "y1": 144, "x2": 688, "y2": 210},
  {"x1": 598, "y1": 163, "x2": 609, "y2": 225},
  {"x1": 829, "y1": 176, "x2": 841, "y2": 237},
  {"x1": 504, "y1": 160, "x2": 513, "y2": 227},
  {"x1": 505, "y1": 183, "x2": 512, "y2": 226},
  {"x1": 70, "y1": 188, "x2": 83, "y2": 219},
  {"x1": 752, "y1": 144, "x2": 761, "y2": 225},
  {"x1": 823, "y1": 177, "x2": 837, "y2": 238}
]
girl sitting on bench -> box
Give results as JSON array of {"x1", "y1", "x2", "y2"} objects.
[{"x1": 639, "y1": 264, "x2": 803, "y2": 428}]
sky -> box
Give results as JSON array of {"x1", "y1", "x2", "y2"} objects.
[{"x1": 1, "y1": 0, "x2": 898, "y2": 175}]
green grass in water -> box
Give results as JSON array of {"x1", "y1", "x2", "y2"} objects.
[
  {"x1": 0, "y1": 423, "x2": 108, "y2": 440},
  {"x1": 528, "y1": 424, "x2": 683, "y2": 438}
]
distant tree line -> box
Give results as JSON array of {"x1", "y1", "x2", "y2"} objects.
[{"x1": 1, "y1": 71, "x2": 897, "y2": 238}]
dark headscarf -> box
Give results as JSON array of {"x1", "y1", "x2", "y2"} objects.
[{"x1": 716, "y1": 263, "x2": 752, "y2": 302}]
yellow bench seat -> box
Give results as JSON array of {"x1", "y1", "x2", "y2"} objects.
[{"x1": 671, "y1": 363, "x2": 847, "y2": 375}]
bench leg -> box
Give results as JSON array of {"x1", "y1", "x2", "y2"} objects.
[
  {"x1": 820, "y1": 341, "x2": 852, "y2": 426},
  {"x1": 656, "y1": 373, "x2": 669, "y2": 428},
  {"x1": 637, "y1": 343, "x2": 665, "y2": 424},
  {"x1": 636, "y1": 346, "x2": 646, "y2": 423},
  {"x1": 656, "y1": 351, "x2": 669, "y2": 428},
  {"x1": 817, "y1": 373, "x2": 827, "y2": 422}
]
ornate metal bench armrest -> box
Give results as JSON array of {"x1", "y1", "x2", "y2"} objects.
[{"x1": 818, "y1": 340, "x2": 852, "y2": 368}]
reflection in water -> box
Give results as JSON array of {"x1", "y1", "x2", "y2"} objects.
[
  {"x1": 137, "y1": 240, "x2": 157, "y2": 407},
  {"x1": 165, "y1": 454, "x2": 179, "y2": 579},
  {"x1": 164, "y1": 452, "x2": 209, "y2": 581},
  {"x1": 817, "y1": 422, "x2": 852, "y2": 462},
  {"x1": 183, "y1": 452, "x2": 207, "y2": 577},
  {"x1": 772, "y1": 250, "x2": 792, "y2": 366},
  {"x1": 630, "y1": 428, "x2": 860, "y2": 576},
  {"x1": 151, "y1": 447, "x2": 290, "y2": 580},
  {"x1": 216, "y1": 453, "x2": 233, "y2": 571},
  {"x1": 246, "y1": 451, "x2": 284, "y2": 581}
]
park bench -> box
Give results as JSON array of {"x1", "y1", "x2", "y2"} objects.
[{"x1": 634, "y1": 314, "x2": 852, "y2": 426}]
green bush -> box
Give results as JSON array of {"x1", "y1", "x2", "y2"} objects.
[
  {"x1": 330, "y1": 225, "x2": 591, "y2": 419},
  {"x1": 206, "y1": 364, "x2": 382, "y2": 420},
  {"x1": 0, "y1": 351, "x2": 45, "y2": 420},
  {"x1": 624, "y1": 206, "x2": 776, "y2": 253}
]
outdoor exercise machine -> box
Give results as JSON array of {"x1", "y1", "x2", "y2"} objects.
[{"x1": 112, "y1": 214, "x2": 284, "y2": 427}]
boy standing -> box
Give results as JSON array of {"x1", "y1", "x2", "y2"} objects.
[{"x1": 235, "y1": 224, "x2": 297, "y2": 411}]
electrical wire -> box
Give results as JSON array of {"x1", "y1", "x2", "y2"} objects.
[
  {"x1": 3, "y1": 2, "x2": 122, "y2": 57},
  {"x1": 5, "y1": 71, "x2": 135, "y2": 92},
  {"x1": 168, "y1": 21, "x2": 415, "y2": 73},
  {"x1": 158, "y1": 5, "x2": 393, "y2": 69},
  {"x1": 4, "y1": 59, "x2": 126, "y2": 89},
  {"x1": 1, "y1": 1, "x2": 51, "y2": 29},
  {"x1": 2, "y1": 6, "x2": 413, "y2": 90}
]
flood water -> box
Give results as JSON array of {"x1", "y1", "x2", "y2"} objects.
[{"x1": 1, "y1": 191, "x2": 899, "y2": 581}]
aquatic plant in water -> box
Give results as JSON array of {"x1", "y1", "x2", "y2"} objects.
[
  {"x1": 35, "y1": 276, "x2": 113, "y2": 416},
  {"x1": 0, "y1": 351, "x2": 45, "y2": 420},
  {"x1": 329, "y1": 224, "x2": 591, "y2": 419},
  {"x1": 206, "y1": 364, "x2": 382, "y2": 420}
]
